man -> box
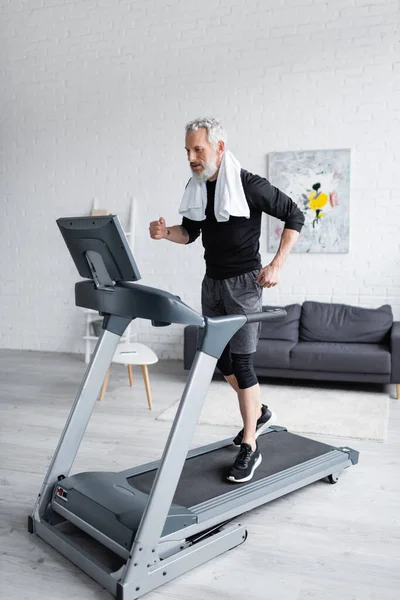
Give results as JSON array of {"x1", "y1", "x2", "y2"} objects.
[{"x1": 149, "y1": 117, "x2": 304, "y2": 483}]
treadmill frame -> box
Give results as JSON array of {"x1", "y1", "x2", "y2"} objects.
[{"x1": 29, "y1": 326, "x2": 358, "y2": 600}]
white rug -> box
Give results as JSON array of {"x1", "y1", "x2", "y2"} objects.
[{"x1": 157, "y1": 380, "x2": 390, "y2": 442}]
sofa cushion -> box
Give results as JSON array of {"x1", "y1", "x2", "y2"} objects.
[
  {"x1": 290, "y1": 342, "x2": 391, "y2": 374},
  {"x1": 254, "y1": 340, "x2": 297, "y2": 369},
  {"x1": 300, "y1": 301, "x2": 393, "y2": 344},
  {"x1": 260, "y1": 304, "x2": 301, "y2": 342}
]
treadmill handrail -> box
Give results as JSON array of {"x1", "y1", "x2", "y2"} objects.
[
  {"x1": 246, "y1": 308, "x2": 287, "y2": 323},
  {"x1": 199, "y1": 308, "x2": 287, "y2": 360},
  {"x1": 202, "y1": 308, "x2": 287, "y2": 325},
  {"x1": 75, "y1": 280, "x2": 206, "y2": 327}
]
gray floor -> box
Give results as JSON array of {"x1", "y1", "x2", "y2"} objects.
[{"x1": 1, "y1": 349, "x2": 399, "y2": 600}]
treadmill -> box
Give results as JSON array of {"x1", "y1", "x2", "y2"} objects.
[{"x1": 29, "y1": 215, "x2": 359, "y2": 600}]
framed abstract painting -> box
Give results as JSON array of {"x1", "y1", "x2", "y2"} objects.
[{"x1": 267, "y1": 148, "x2": 351, "y2": 253}]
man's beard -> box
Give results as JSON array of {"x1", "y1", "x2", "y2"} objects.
[{"x1": 191, "y1": 155, "x2": 218, "y2": 182}]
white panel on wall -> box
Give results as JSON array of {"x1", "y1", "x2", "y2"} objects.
[{"x1": 0, "y1": 0, "x2": 399, "y2": 358}]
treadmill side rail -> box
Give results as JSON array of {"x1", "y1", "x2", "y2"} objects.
[
  {"x1": 338, "y1": 446, "x2": 360, "y2": 465},
  {"x1": 190, "y1": 450, "x2": 353, "y2": 525},
  {"x1": 130, "y1": 444, "x2": 356, "y2": 546}
]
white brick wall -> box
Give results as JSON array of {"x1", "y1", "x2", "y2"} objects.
[{"x1": 1, "y1": 0, "x2": 399, "y2": 359}]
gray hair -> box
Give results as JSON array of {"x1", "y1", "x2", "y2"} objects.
[{"x1": 185, "y1": 117, "x2": 227, "y2": 148}]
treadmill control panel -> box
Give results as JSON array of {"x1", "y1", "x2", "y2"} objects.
[{"x1": 55, "y1": 486, "x2": 68, "y2": 502}]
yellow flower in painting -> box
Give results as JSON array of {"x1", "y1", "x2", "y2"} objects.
[{"x1": 308, "y1": 191, "x2": 329, "y2": 211}]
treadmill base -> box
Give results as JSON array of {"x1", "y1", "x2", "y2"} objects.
[{"x1": 116, "y1": 521, "x2": 247, "y2": 600}]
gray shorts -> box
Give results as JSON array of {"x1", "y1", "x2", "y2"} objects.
[{"x1": 201, "y1": 269, "x2": 263, "y2": 354}]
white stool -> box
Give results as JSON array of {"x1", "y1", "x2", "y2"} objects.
[{"x1": 99, "y1": 343, "x2": 158, "y2": 409}]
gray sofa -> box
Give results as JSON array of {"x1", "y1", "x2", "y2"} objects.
[{"x1": 183, "y1": 301, "x2": 400, "y2": 398}]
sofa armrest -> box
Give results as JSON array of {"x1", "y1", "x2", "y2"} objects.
[
  {"x1": 183, "y1": 325, "x2": 201, "y2": 370},
  {"x1": 390, "y1": 322, "x2": 400, "y2": 383}
]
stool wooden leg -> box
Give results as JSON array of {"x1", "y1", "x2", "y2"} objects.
[
  {"x1": 396, "y1": 383, "x2": 400, "y2": 400},
  {"x1": 128, "y1": 364, "x2": 134, "y2": 387},
  {"x1": 140, "y1": 364, "x2": 153, "y2": 410},
  {"x1": 99, "y1": 366, "x2": 111, "y2": 401}
]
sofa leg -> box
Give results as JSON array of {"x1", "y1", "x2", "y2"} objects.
[{"x1": 396, "y1": 384, "x2": 400, "y2": 400}]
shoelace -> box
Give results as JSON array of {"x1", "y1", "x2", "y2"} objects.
[{"x1": 236, "y1": 445, "x2": 253, "y2": 467}]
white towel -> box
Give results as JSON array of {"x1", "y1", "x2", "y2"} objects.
[{"x1": 179, "y1": 150, "x2": 250, "y2": 222}]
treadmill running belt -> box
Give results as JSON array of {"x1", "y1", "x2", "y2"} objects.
[{"x1": 129, "y1": 430, "x2": 336, "y2": 507}]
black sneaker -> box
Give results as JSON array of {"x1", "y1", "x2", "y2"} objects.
[
  {"x1": 227, "y1": 443, "x2": 262, "y2": 483},
  {"x1": 233, "y1": 405, "x2": 275, "y2": 447}
]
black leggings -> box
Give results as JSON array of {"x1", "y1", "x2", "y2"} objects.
[{"x1": 217, "y1": 344, "x2": 258, "y2": 390}]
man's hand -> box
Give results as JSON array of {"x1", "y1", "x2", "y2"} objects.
[
  {"x1": 256, "y1": 229, "x2": 298, "y2": 287},
  {"x1": 149, "y1": 217, "x2": 167, "y2": 240},
  {"x1": 257, "y1": 263, "x2": 281, "y2": 288}
]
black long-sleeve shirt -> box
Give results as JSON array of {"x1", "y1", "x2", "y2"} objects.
[{"x1": 181, "y1": 169, "x2": 305, "y2": 280}]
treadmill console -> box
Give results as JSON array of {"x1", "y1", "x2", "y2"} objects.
[{"x1": 57, "y1": 215, "x2": 141, "y2": 288}]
